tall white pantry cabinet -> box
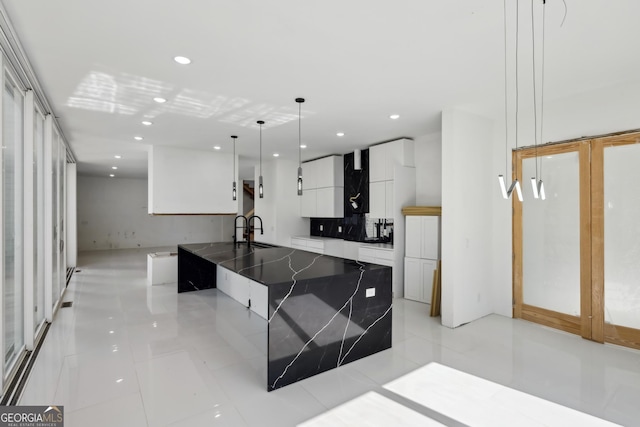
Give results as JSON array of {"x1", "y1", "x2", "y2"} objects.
[{"x1": 404, "y1": 215, "x2": 440, "y2": 303}]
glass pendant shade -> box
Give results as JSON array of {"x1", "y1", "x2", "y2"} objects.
[{"x1": 297, "y1": 166, "x2": 303, "y2": 196}]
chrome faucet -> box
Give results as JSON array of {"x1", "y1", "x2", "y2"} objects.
[
  {"x1": 233, "y1": 215, "x2": 248, "y2": 246},
  {"x1": 247, "y1": 215, "x2": 264, "y2": 249}
]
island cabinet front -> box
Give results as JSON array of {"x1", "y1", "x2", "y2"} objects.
[{"x1": 216, "y1": 266, "x2": 268, "y2": 319}]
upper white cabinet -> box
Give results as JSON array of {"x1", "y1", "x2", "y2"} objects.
[
  {"x1": 300, "y1": 155, "x2": 344, "y2": 218},
  {"x1": 369, "y1": 138, "x2": 415, "y2": 183},
  {"x1": 368, "y1": 139, "x2": 414, "y2": 218},
  {"x1": 302, "y1": 158, "x2": 319, "y2": 190}
]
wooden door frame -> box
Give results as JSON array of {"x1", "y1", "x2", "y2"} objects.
[
  {"x1": 512, "y1": 141, "x2": 593, "y2": 340},
  {"x1": 591, "y1": 132, "x2": 640, "y2": 349}
]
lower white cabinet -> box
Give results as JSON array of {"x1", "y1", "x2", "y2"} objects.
[
  {"x1": 404, "y1": 257, "x2": 437, "y2": 303},
  {"x1": 216, "y1": 266, "x2": 267, "y2": 319},
  {"x1": 358, "y1": 246, "x2": 394, "y2": 267},
  {"x1": 291, "y1": 237, "x2": 324, "y2": 254}
]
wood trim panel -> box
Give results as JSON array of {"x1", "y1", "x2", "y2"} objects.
[
  {"x1": 521, "y1": 304, "x2": 582, "y2": 336},
  {"x1": 605, "y1": 324, "x2": 640, "y2": 351},
  {"x1": 579, "y1": 141, "x2": 593, "y2": 340},
  {"x1": 512, "y1": 150, "x2": 523, "y2": 318},
  {"x1": 402, "y1": 206, "x2": 441, "y2": 216},
  {"x1": 590, "y1": 140, "x2": 605, "y2": 343}
]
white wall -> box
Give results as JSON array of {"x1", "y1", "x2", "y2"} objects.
[
  {"x1": 254, "y1": 159, "x2": 309, "y2": 246},
  {"x1": 414, "y1": 131, "x2": 442, "y2": 206},
  {"x1": 78, "y1": 176, "x2": 234, "y2": 251},
  {"x1": 441, "y1": 109, "x2": 495, "y2": 328}
]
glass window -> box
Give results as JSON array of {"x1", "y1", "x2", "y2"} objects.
[
  {"x1": 34, "y1": 109, "x2": 45, "y2": 330},
  {"x1": 3, "y1": 72, "x2": 25, "y2": 370}
]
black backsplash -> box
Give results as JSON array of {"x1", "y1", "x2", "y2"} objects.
[
  {"x1": 310, "y1": 218, "x2": 343, "y2": 238},
  {"x1": 343, "y1": 150, "x2": 369, "y2": 216}
]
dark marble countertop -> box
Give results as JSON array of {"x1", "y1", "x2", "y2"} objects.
[{"x1": 179, "y1": 242, "x2": 389, "y2": 286}]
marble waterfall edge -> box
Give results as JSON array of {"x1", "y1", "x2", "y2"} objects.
[{"x1": 267, "y1": 262, "x2": 392, "y2": 391}]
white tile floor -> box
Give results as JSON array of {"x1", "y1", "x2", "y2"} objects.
[{"x1": 19, "y1": 248, "x2": 640, "y2": 426}]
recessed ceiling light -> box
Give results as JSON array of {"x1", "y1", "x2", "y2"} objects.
[
  {"x1": 142, "y1": 121, "x2": 153, "y2": 126},
  {"x1": 153, "y1": 97, "x2": 167, "y2": 103},
  {"x1": 336, "y1": 132, "x2": 345, "y2": 137},
  {"x1": 213, "y1": 146, "x2": 221, "y2": 150},
  {"x1": 300, "y1": 144, "x2": 307, "y2": 149},
  {"x1": 134, "y1": 136, "x2": 143, "y2": 141},
  {"x1": 273, "y1": 153, "x2": 280, "y2": 157},
  {"x1": 174, "y1": 56, "x2": 191, "y2": 65},
  {"x1": 389, "y1": 114, "x2": 400, "y2": 120},
  {"x1": 112, "y1": 166, "x2": 118, "y2": 170},
  {"x1": 109, "y1": 174, "x2": 115, "y2": 177},
  {"x1": 114, "y1": 155, "x2": 121, "y2": 159}
]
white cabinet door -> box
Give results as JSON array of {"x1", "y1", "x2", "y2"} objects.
[
  {"x1": 300, "y1": 188, "x2": 317, "y2": 217},
  {"x1": 421, "y1": 259, "x2": 437, "y2": 304},
  {"x1": 302, "y1": 159, "x2": 318, "y2": 190},
  {"x1": 405, "y1": 216, "x2": 422, "y2": 258},
  {"x1": 315, "y1": 188, "x2": 331, "y2": 217},
  {"x1": 315, "y1": 156, "x2": 343, "y2": 188},
  {"x1": 421, "y1": 216, "x2": 440, "y2": 259},
  {"x1": 369, "y1": 181, "x2": 385, "y2": 218},
  {"x1": 316, "y1": 187, "x2": 343, "y2": 218},
  {"x1": 385, "y1": 180, "x2": 394, "y2": 219},
  {"x1": 216, "y1": 267, "x2": 232, "y2": 296},
  {"x1": 249, "y1": 281, "x2": 268, "y2": 319},
  {"x1": 404, "y1": 257, "x2": 422, "y2": 301},
  {"x1": 369, "y1": 144, "x2": 386, "y2": 183}
]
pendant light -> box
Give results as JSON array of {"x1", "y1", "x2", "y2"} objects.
[
  {"x1": 498, "y1": 0, "x2": 523, "y2": 202},
  {"x1": 296, "y1": 98, "x2": 304, "y2": 196},
  {"x1": 231, "y1": 135, "x2": 238, "y2": 201},
  {"x1": 257, "y1": 120, "x2": 265, "y2": 198}
]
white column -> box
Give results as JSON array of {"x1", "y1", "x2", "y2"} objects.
[
  {"x1": 23, "y1": 90, "x2": 35, "y2": 350},
  {"x1": 66, "y1": 163, "x2": 77, "y2": 268}
]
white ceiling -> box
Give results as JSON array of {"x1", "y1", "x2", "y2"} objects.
[{"x1": 2, "y1": 0, "x2": 640, "y2": 179}]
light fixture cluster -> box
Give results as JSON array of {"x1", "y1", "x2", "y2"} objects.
[{"x1": 498, "y1": 0, "x2": 548, "y2": 202}]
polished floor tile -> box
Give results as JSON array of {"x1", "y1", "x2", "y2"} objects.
[{"x1": 18, "y1": 247, "x2": 640, "y2": 426}]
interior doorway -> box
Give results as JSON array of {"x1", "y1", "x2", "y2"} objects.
[{"x1": 513, "y1": 131, "x2": 640, "y2": 351}]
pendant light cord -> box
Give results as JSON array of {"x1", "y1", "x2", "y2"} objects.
[
  {"x1": 259, "y1": 123, "x2": 262, "y2": 176},
  {"x1": 503, "y1": 0, "x2": 509, "y2": 177},
  {"x1": 540, "y1": 0, "x2": 546, "y2": 179},
  {"x1": 298, "y1": 102, "x2": 302, "y2": 168},
  {"x1": 515, "y1": 0, "x2": 519, "y2": 179},
  {"x1": 532, "y1": 0, "x2": 539, "y2": 180}
]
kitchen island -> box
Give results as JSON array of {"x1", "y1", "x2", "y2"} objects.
[{"x1": 178, "y1": 242, "x2": 392, "y2": 391}]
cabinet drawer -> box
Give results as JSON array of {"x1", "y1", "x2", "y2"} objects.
[
  {"x1": 291, "y1": 238, "x2": 307, "y2": 247},
  {"x1": 375, "y1": 249, "x2": 394, "y2": 261},
  {"x1": 359, "y1": 247, "x2": 377, "y2": 259},
  {"x1": 307, "y1": 240, "x2": 324, "y2": 250}
]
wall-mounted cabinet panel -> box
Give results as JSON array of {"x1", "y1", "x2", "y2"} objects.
[
  {"x1": 300, "y1": 189, "x2": 317, "y2": 218},
  {"x1": 300, "y1": 155, "x2": 344, "y2": 218},
  {"x1": 149, "y1": 146, "x2": 238, "y2": 214}
]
